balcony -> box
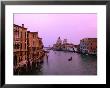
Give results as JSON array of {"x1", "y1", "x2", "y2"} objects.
[
  {"x1": 14, "y1": 37, "x2": 20, "y2": 41},
  {"x1": 14, "y1": 49, "x2": 20, "y2": 52}
]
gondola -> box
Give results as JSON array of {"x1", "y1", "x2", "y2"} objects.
[{"x1": 68, "y1": 57, "x2": 72, "y2": 61}]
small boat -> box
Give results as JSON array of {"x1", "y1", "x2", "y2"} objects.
[
  {"x1": 44, "y1": 49, "x2": 50, "y2": 53},
  {"x1": 68, "y1": 57, "x2": 72, "y2": 61}
]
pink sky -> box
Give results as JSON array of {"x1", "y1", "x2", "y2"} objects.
[{"x1": 14, "y1": 13, "x2": 97, "y2": 47}]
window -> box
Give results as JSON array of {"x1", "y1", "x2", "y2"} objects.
[
  {"x1": 17, "y1": 31, "x2": 19, "y2": 38},
  {"x1": 15, "y1": 30, "x2": 19, "y2": 38},
  {"x1": 20, "y1": 57, "x2": 22, "y2": 61},
  {"x1": 33, "y1": 41, "x2": 34, "y2": 46},
  {"x1": 25, "y1": 32, "x2": 26, "y2": 38},
  {"x1": 20, "y1": 52, "x2": 22, "y2": 56},
  {"x1": 91, "y1": 47, "x2": 92, "y2": 49},
  {"x1": 25, "y1": 43, "x2": 26, "y2": 49},
  {"x1": 25, "y1": 52, "x2": 26, "y2": 55},
  {"x1": 20, "y1": 43, "x2": 22, "y2": 49},
  {"x1": 33, "y1": 34, "x2": 34, "y2": 38},
  {"x1": 16, "y1": 44, "x2": 19, "y2": 49},
  {"x1": 94, "y1": 51, "x2": 96, "y2": 53},
  {"x1": 27, "y1": 33, "x2": 29, "y2": 37},
  {"x1": 14, "y1": 44, "x2": 16, "y2": 49},
  {"x1": 25, "y1": 32, "x2": 27, "y2": 42},
  {"x1": 21, "y1": 32, "x2": 22, "y2": 38},
  {"x1": 33, "y1": 47, "x2": 36, "y2": 51},
  {"x1": 19, "y1": 57, "x2": 20, "y2": 62},
  {"x1": 14, "y1": 44, "x2": 19, "y2": 49}
]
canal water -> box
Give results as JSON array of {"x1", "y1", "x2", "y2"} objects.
[{"x1": 26, "y1": 50, "x2": 97, "y2": 75}]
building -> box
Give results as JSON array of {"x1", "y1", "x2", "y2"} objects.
[
  {"x1": 80, "y1": 38, "x2": 97, "y2": 55},
  {"x1": 74, "y1": 44, "x2": 80, "y2": 53},
  {"x1": 53, "y1": 37, "x2": 74, "y2": 52},
  {"x1": 63, "y1": 39, "x2": 67, "y2": 44},
  {"x1": 64, "y1": 43, "x2": 74, "y2": 51},
  {"x1": 27, "y1": 32, "x2": 38, "y2": 62},
  {"x1": 27, "y1": 31, "x2": 44, "y2": 61},
  {"x1": 38, "y1": 38, "x2": 44, "y2": 49},
  {"x1": 14, "y1": 24, "x2": 45, "y2": 74},
  {"x1": 53, "y1": 37, "x2": 62, "y2": 50},
  {"x1": 36, "y1": 37, "x2": 44, "y2": 62},
  {"x1": 13, "y1": 24, "x2": 27, "y2": 69},
  {"x1": 56, "y1": 37, "x2": 62, "y2": 45}
]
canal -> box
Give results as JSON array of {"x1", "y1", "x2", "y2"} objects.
[{"x1": 25, "y1": 50, "x2": 97, "y2": 75}]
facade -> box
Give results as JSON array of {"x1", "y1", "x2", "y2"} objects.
[
  {"x1": 27, "y1": 32, "x2": 38, "y2": 63},
  {"x1": 62, "y1": 39, "x2": 67, "y2": 50},
  {"x1": 56, "y1": 37, "x2": 62, "y2": 45},
  {"x1": 63, "y1": 39, "x2": 67, "y2": 44},
  {"x1": 36, "y1": 37, "x2": 44, "y2": 62},
  {"x1": 38, "y1": 38, "x2": 44, "y2": 49},
  {"x1": 54, "y1": 37, "x2": 62, "y2": 50},
  {"x1": 64, "y1": 43, "x2": 74, "y2": 51},
  {"x1": 13, "y1": 24, "x2": 27, "y2": 69},
  {"x1": 80, "y1": 38, "x2": 97, "y2": 55},
  {"x1": 53, "y1": 37, "x2": 74, "y2": 51},
  {"x1": 74, "y1": 44, "x2": 80, "y2": 53},
  {"x1": 14, "y1": 24, "x2": 44, "y2": 74},
  {"x1": 27, "y1": 31, "x2": 44, "y2": 65},
  {"x1": 53, "y1": 44, "x2": 56, "y2": 50}
]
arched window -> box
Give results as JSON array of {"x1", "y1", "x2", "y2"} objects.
[{"x1": 14, "y1": 43, "x2": 20, "y2": 49}]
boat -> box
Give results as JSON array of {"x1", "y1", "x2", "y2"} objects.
[
  {"x1": 44, "y1": 50, "x2": 50, "y2": 53},
  {"x1": 68, "y1": 57, "x2": 72, "y2": 61}
]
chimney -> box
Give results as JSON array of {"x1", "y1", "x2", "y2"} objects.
[{"x1": 22, "y1": 24, "x2": 24, "y2": 27}]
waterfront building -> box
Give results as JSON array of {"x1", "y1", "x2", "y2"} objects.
[
  {"x1": 80, "y1": 38, "x2": 97, "y2": 55},
  {"x1": 54, "y1": 37, "x2": 62, "y2": 50},
  {"x1": 56, "y1": 37, "x2": 62, "y2": 45},
  {"x1": 27, "y1": 32, "x2": 38, "y2": 62},
  {"x1": 38, "y1": 38, "x2": 44, "y2": 49},
  {"x1": 13, "y1": 24, "x2": 27, "y2": 69},
  {"x1": 53, "y1": 37, "x2": 74, "y2": 52},
  {"x1": 14, "y1": 24, "x2": 44, "y2": 74},
  {"x1": 53, "y1": 44, "x2": 56, "y2": 49},
  {"x1": 64, "y1": 43, "x2": 74, "y2": 51},
  {"x1": 27, "y1": 31, "x2": 44, "y2": 63},
  {"x1": 74, "y1": 44, "x2": 80, "y2": 53},
  {"x1": 63, "y1": 39, "x2": 67, "y2": 44},
  {"x1": 62, "y1": 39, "x2": 67, "y2": 50},
  {"x1": 37, "y1": 37, "x2": 45, "y2": 61}
]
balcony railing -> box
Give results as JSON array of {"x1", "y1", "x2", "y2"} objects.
[
  {"x1": 14, "y1": 49, "x2": 20, "y2": 52},
  {"x1": 14, "y1": 37, "x2": 20, "y2": 41}
]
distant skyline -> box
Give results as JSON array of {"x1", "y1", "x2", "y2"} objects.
[{"x1": 14, "y1": 13, "x2": 97, "y2": 47}]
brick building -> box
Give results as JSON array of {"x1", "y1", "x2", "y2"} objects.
[
  {"x1": 27, "y1": 31, "x2": 44, "y2": 63},
  {"x1": 13, "y1": 24, "x2": 44, "y2": 73},
  {"x1": 80, "y1": 38, "x2": 97, "y2": 55},
  {"x1": 13, "y1": 24, "x2": 27, "y2": 69}
]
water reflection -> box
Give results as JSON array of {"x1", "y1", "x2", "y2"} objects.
[
  {"x1": 21, "y1": 50, "x2": 97, "y2": 75},
  {"x1": 40, "y1": 50, "x2": 97, "y2": 75}
]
